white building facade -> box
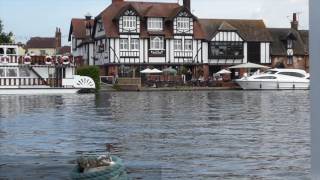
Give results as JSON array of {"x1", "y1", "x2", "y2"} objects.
[{"x1": 70, "y1": 0, "x2": 274, "y2": 79}]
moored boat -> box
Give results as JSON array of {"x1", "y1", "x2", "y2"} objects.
[
  {"x1": 235, "y1": 68, "x2": 310, "y2": 90},
  {"x1": 0, "y1": 44, "x2": 95, "y2": 94}
]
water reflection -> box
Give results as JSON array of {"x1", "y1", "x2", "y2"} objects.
[{"x1": 0, "y1": 91, "x2": 310, "y2": 179}]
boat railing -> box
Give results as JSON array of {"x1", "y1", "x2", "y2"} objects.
[
  {"x1": 0, "y1": 78, "x2": 64, "y2": 87},
  {"x1": 0, "y1": 55, "x2": 76, "y2": 66}
]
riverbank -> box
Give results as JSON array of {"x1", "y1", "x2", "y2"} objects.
[{"x1": 100, "y1": 85, "x2": 242, "y2": 92}]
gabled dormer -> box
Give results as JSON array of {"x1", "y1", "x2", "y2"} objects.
[
  {"x1": 115, "y1": 5, "x2": 141, "y2": 34},
  {"x1": 172, "y1": 7, "x2": 195, "y2": 35},
  {"x1": 211, "y1": 21, "x2": 243, "y2": 42}
]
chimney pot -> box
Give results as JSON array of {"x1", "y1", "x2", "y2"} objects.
[
  {"x1": 291, "y1": 13, "x2": 299, "y2": 30},
  {"x1": 183, "y1": 0, "x2": 191, "y2": 10},
  {"x1": 85, "y1": 12, "x2": 92, "y2": 20}
]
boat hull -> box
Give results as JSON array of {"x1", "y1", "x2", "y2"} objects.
[
  {"x1": 235, "y1": 80, "x2": 310, "y2": 90},
  {"x1": 0, "y1": 88, "x2": 81, "y2": 95}
]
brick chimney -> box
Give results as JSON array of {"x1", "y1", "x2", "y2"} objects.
[
  {"x1": 291, "y1": 13, "x2": 299, "y2": 30},
  {"x1": 112, "y1": 0, "x2": 124, "y2": 3},
  {"x1": 55, "y1": 27, "x2": 61, "y2": 49},
  {"x1": 183, "y1": 0, "x2": 191, "y2": 10},
  {"x1": 85, "y1": 13, "x2": 92, "y2": 37}
]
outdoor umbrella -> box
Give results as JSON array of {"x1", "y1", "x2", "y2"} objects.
[
  {"x1": 228, "y1": 62, "x2": 270, "y2": 69},
  {"x1": 150, "y1": 68, "x2": 163, "y2": 73},
  {"x1": 140, "y1": 68, "x2": 153, "y2": 74},
  {"x1": 162, "y1": 67, "x2": 177, "y2": 75},
  {"x1": 216, "y1": 69, "x2": 231, "y2": 75}
]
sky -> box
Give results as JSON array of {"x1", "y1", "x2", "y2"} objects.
[{"x1": 0, "y1": 0, "x2": 309, "y2": 45}]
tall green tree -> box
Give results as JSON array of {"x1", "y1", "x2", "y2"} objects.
[{"x1": 0, "y1": 19, "x2": 13, "y2": 43}]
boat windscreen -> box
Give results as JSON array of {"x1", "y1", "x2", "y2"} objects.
[{"x1": 265, "y1": 70, "x2": 277, "y2": 74}]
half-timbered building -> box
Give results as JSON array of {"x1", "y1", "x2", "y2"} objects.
[
  {"x1": 69, "y1": 0, "x2": 309, "y2": 79},
  {"x1": 268, "y1": 13, "x2": 309, "y2": 71},
  {"x1": 68, "y1": 14, "x2": 94, "y2": 65},
  {"x1": 198, "y1": 19, "x2": 273, "y2": 76},
  {"x1": 91, "y1": 0, "x2": 206, "y2": 76}
]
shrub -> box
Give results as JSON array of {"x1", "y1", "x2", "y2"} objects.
[{"x1": 76, "y1": 66, "x2": 100, "y2": 91}]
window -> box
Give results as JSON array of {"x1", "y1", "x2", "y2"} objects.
[
  {"x1": 174, "y1": 40, "x2": 182, "y2": 50},
  {"x1": 19, "y1": 67, "x2": 30, "y2": 77},
  {"x1": 6, "y1": 69, "x2": 17, "y2": 77},
  {"x1": 0, "y1": 69, "x2": 4, "y2": 77},
  {"x1": 40, "y1": 50, "x2": 46, "y2": 56},
  {"x1": 123, "y1": 16, "x2": 136, "y2": 29},
  {"x1": 6, "y1": 48, "x2": 16, "y2": 55},
  {"x1": 72, "y1": 37, "x2": 76, "y2": 50},
  {"x1": 148, "y1": 18, "x2": 163, "y2": 31},
  {"x1": 177, "y1": 17, "x2": 190, "y2": 30},
  {"x1": 287, "y1": 56, "x2": 293, "y2": 65},
  {"x1": 209, "y1": 42, "x2": 243, "y2": 59},
  {"x1": 287, "y1": 39, "x2": 293, "y2": 49},
  {"x1": 278, "y1": 71, "x2": 305, "y2": 78},
  {"x1": 0, "y1": 48, "x2": 4, "y2": 55},
  {"x1": 120, "y1": 39, "x2": 129, "y2": 50},
  {"x1": 254, "y1": 76, "x2": 277, "y2": 79},
  {"x1": 97, "y1": 22, "x2": 104, "y2": 32},
  {"x1": 130, "y1": 39, "x2": 140, "y2": 50},
  {"x1": 150, "y1": 36, "x2": 164, "y2": 50},
  {"x1": 185, "y1": 40, "x2": 193, "y2": 51},
  {"x1": 265, "y1": 70, "x2": 278, "y2": 74}
]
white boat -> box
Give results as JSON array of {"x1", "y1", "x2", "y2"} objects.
[
  {"x1": 0, "y1": 44, "x2": 95, "y2": 94},
  {"x1": 235, "y1": 68, "x2": 310, "y2": 90}
]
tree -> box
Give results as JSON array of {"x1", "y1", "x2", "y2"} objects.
[{"x1": 0, "y1": 19, "x2": 14, "y2": 43}]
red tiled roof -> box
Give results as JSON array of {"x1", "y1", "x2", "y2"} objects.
[
  {"x1": 26, "y1": 37, "x2": 56, "y2": 49},
  {"x1": 96, "y1": 1, "x2": 206, "y2": 39},
  {"x1": 69, "y1": 18, "x2": 94, "y2": 40},
  {"x1": 198, "y1": 19, "x2": 273, "y2": 42},
  {"x1": 57, "y1": 46, "x2": 71, "y2": 55}
]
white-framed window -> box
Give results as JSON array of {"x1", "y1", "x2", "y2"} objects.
[
  {"x1": 130, "y1": 39, "x2": 140, "y2": 50},
  {"x1": 148, "y1": 18, "x2": 163, "y2": 31},
  {"x1": 123, "y1": 16, "x2": 136, "y2": 29},
  {"x1": 174, "y1": 39, "x2": 182, "y2": 50},
  {"x1": 287, "y1": 56, "x2": 293, "y2": 65},
  {"x1": 40, "y1": 50, "x2": 46, "y2": 56},
  {"x1": 72, "y1": 37, "x2": 76, "y2": 50},
  {"x1": 184, "y1": 39, "x2": 193, "y2": 51},
  {"x1": 6, "y1": 68, "x2": 17, "y2": 77},
  {"x1": 287, "y1": 39, "x2": 293, "y2": 49},
  {"x1": 0, "y1": 68, "x2": 4, "y2": 77},
  {"x1": 19, "y1": 67, "x2": 30, "y2": 77},
  {"x1": 97, "y1": 22, "x2": 104, "y2": 32},
  {"x1": 177, "y1": 17, "x2": 190, "y2": 30},
  {"x1": 120, "y1": 39, "x2": 129, "y2": 50},
  {"x1": 150, "y1": 36, "x2": 164, "y2": 50}
]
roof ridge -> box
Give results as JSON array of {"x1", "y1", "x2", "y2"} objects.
[
  {"x1": 199, "y1": 18, "x2": 264, "y2": 21},
  {"x1": 127, "y1": 1, "x2": 179, "y2": 5}
]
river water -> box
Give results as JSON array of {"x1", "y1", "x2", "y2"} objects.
[{"x1": 0, "y1": 91, "x2": 310, "y2": 180}]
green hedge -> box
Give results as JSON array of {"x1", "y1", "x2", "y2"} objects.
[{"x1": 76, "y1": 66, "x2": 100, "y2": 91}]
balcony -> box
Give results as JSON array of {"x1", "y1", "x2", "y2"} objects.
[
  {"x1": 174, "y1": 51, "x2": 193, "y2": 58},
  {"x1": 120, "y1": 51, "x2": 140, "y2": 58}
]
